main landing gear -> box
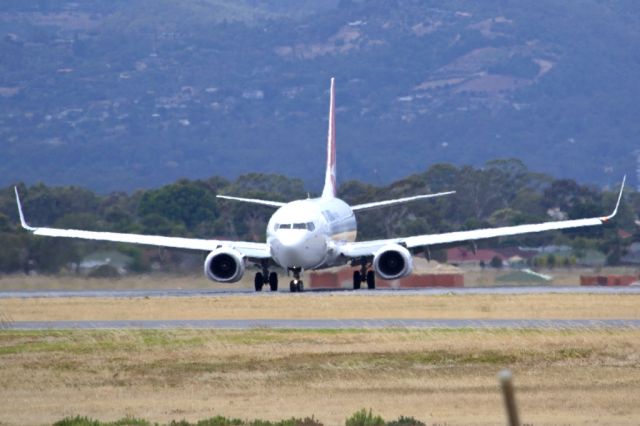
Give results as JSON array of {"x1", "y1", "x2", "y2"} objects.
[
  {"x1": 352, "y1": 258, "x2": 375, "y2": 290},
  {"x1": 254, "y1": 260, "x2": 278, "y2": 292},
  {"x1": 288, "y1": 267, "x2": 304, "y2": 293}
]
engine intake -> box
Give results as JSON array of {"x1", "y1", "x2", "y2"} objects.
[
  {"x1": 204, "y1": 248, "x2": 245, "y2": 283},
  {"x1": 373, "y1": 244, "x2": 413, "y2": 280}
]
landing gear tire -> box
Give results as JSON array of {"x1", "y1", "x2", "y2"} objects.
[
  {"x1": 366, "y1": 270, "x2": 376, "y2": 290},
  {"x1": 269, "y1": 272, "x2": 278, "y2": 292},
  {"x1": 353, "y1": 271, "x2": 362, "y2": 290},
  {"x1": 288, "y1": 267, "x2": 304, "y2": 293},
  {"x1": 254, "y1": 272, "x2": 264, "y2": 292},
  {"x1": 289, "y1": 280, "x2": 304, "y2": 292}
]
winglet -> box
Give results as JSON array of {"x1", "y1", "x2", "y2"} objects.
[
  {"x1": 14, "y1": 187, "x2": 35, "y2": 231},
  {"x1": 601, "y1": 175, "x2": 626, "y2": 222}
]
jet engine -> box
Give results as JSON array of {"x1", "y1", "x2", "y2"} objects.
[
  {"x1": 372, "y1": 244, "x2": 413, "y2": 280},
  {"x1": 204, "y1": 248, "x2": 245, "y2": 283}
]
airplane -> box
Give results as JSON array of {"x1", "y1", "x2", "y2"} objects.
[{"x1": 15, "y1": 78, "x2": 625, "y2": 292}]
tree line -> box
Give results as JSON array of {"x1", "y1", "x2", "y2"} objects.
[{"x1": 0, "y1": 159, "x2": 636, "y2": 274}]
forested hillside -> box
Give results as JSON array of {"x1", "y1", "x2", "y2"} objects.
[
  {"x1": 0, "y1": 1, "x2": 639, "y2": 191},
  {"x1": 0, "y1": 160, "x2": 635, "y2": 274}
]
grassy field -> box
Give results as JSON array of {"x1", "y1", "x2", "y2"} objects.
[
  {"x1": 1, "y1": 275, "x2": 639, "y2": 425},
  {"x1": 0, "y1": 328, "x2": 639, "y2": 425},
  {"x1": 0, "y1": 274, "x2": 247, "y2": 291}
]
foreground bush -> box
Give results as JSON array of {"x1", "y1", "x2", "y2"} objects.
[
  {"x1": 345, "y1": 409, "x2": 385, "y2": 426},
  {"x1": 55, "y1": 415, "x2": 322, "y2": 426},
  {"x1": 54, "y1": 416, "x2": 151, "y2": 426},
  {"x1": 54, "y1": 411, "x2": 422, "y2": 426},
  {"x1": 385, "y1": 417, "x2": 425, "y2": 426}
]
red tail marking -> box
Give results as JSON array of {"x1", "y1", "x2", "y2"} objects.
[{"x1": 322, "y1": 77, "x2": 337, "y2": 198}]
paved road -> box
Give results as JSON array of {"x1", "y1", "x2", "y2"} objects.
[
  {"x1": 4, "y1": 319, "x2": 640, "y2": 330},
  {"x1": 1, "y1": 286, "x2": 640, "y2": 299}
]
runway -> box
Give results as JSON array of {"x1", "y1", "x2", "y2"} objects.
[
  {"x1": 2, "y1": 285, "x2": 640, "y2": 299},
  {"x1": 4, "y1": 318, "x2": 640, "y2": 330}
]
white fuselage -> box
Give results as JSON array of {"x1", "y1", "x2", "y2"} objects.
[{"x1": 267, "y1": 197, "x2": 356, "y2": 270}]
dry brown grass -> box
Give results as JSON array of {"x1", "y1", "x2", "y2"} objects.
[
  {"x1": 1, "y1": 275, "x2": 639, "y2": 424},
  {"x1": 1, "y1": 293, "x2": 640, "y2": 321},
  {"x1": 0, "y1": 328, "x2": 639, "y2": 425},
  {"x1": 0, "y1": 274, "x2": 255, "y2": 291}
]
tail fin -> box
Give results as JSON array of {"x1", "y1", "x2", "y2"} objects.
[{"x1": 321, "y1": 77, "x2": 337, "y2": 198}]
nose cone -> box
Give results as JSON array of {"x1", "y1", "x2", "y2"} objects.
[
  {"x1": 278, "y1": 231, "x2": 306, "y2": 248},
  {"x1": 270, "y1": 231, "x2": 326, "y2": 269}
]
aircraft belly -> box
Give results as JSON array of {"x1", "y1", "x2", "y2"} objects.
[{"x1": 313, "y1": 256, "x2": 350, "y2": 270}]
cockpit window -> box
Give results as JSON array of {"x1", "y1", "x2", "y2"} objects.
[{"x1": 276, "y1": 223, "x2": 314, "y2": 231}]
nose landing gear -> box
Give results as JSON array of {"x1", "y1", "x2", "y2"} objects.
[{"x1": 288, "y1": 267, "x2": 304, "y2": 292}]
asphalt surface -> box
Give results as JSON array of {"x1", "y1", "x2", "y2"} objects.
[
  {"x1": 1, "y1": 285, "x2": 640, "y2": 299},
  {"x1": 4, "y1": 319, "x2": 640, "y2": 330}
]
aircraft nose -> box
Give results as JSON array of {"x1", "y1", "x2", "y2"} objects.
[
  {"x1": 278, "y1": 231, "x2": 306, "y2": 249},
  {"x1": 276, "y1": 232, "x2": 308, "y2": 265},
  {"x1": 271, "y1": 231, "x2": 325, "y2": 268}
]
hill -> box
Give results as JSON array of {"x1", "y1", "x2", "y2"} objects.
[{"x1": 1, "y1": 0, "x2": 639, "y2": 191}]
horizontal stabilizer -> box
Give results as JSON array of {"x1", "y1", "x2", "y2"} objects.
[
  {"x1": 216, "y1": 195, "x2": 285, "y2": 208},
  {"x1": 351, "y1": 191, "x2": 456, "y2": 212}
]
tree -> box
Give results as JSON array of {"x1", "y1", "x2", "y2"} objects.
[
  {"x1": 138, "y1": 181, "x2": 217, "y2": 230},
  {"x1": 547, "y1": 254, "x2": 556, "y2": 269}
]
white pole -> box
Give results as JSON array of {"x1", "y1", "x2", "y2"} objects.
[{"x1": 498, "y1": 369, "x2": 520, "y2": 426}]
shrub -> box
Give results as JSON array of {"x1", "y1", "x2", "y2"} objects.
[
  {"x1": 345, "y1": 409, "x2": 384, "y2": 426},
  {"x1": 490, "y1": 255, "x2": 503, "y2": 268},
  {"x1": 386, "y1": 416, "x2": 426, "y2": 426},
  {"x1": 169, "y1": 416, "x2": 323, "y2": 426},
  {"x1": 53, "y1": 417, "x2": 101, "y2": 426},
  {"x1": 54, "y1": 416, "x2": 150, "y2": 426},
  {"x1": 247, "y1": 418, "x2": 323, "y2": 426},
  {"x1": 170, "y1": 417, "x2": 242, "y2": 425},
  {"x1": 88, "y1": 264, "x2": 120, "y2": 278}
]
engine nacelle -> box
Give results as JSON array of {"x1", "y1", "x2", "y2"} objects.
[
  {"x1": 204, "y1": 248, "x2": 245, "y2": 283},
  {"x1": 373, "y1": 244, "x2": 413, "y2": 280}
]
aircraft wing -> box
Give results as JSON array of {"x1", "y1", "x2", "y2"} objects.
[
  {"x1": 340, "y1": 177, "x2": 625, "y2": 258},
  {"x1": 351, "y1": 191, "x2": 456, "y2": 212},
  {"x1": 216, "y1": 195, "x2": 285, "y2": 208},
  {"x1": 14, "y1": 188, "x2": 271, "y2": 259}
]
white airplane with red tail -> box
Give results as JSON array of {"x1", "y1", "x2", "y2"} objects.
[{"x1": 15, "y1": 78, "x2": 625, "y2": 292}]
